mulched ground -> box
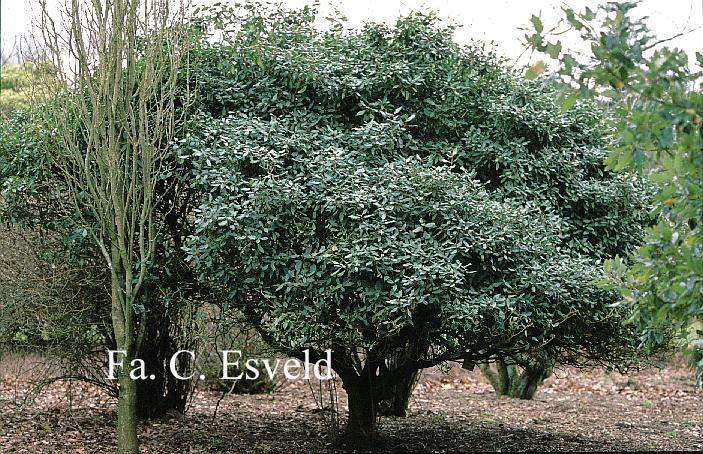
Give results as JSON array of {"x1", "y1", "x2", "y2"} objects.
[{"x1": 0, "y1": 356, "x2": 701, "y2": 452}]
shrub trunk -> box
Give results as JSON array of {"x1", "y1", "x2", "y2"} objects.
[
  {"x1": 342, "y1": 376, "x2": 378, "y2": 445},
  {"x1": 479, "y1": 357, "x2": 552, "y2": 400}
]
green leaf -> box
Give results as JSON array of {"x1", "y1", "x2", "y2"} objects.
[
  {"x1": 559, "y1": 94, "x2": 578, "y2": 112},
  {"x1": 546, "y1": 41, "x2": 562, "y2": 59},
  {"x1": 530, "y1": 15, "x2": 543, "y2": 34}
]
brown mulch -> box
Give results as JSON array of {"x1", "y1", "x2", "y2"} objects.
[{"x1": 0, "y1": 357, "x2": 701, "y2": 452}]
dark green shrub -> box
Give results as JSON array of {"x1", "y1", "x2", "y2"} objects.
[{"x1": 180, "y1": 5, "x2": 656, "y2": 443}]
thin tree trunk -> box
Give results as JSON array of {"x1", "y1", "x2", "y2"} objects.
[
  {"x1": 117, "y1": 364, "x2": 139, "y2": 453},
  {"x1": 496, "y1": 358, "x2": 513, "y2": 395},
  {"x1": 111, "y1": 251, "x2": 139, "y2": 452}
]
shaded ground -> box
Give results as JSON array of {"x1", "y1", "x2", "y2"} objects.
[{"x1": 0, "y1": 356, "x2": 701, "y2": 452}]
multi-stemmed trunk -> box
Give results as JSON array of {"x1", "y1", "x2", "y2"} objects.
[
  {"x1": 378, "y1": 340, "x2": 429, "y2": 417},
  {"x1": 335, "y1": 352, "x2": 423, "y2": 445},
  {"x1": 479, "y1": 356, "x2": 553, "y2": 400},
  {"x1": 378, "y1": 369, "x2": 421, "y2": 417}
]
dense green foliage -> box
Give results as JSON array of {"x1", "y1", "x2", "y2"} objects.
[
  {"x1": 524, "y1": 0, "x2": 702, "y2": 384},
  {"x1": 0, "y1": 110, "x2": 50, "y2": 226},
  {"x1": 180, "y1": 4, "x2": 654, "y2": 440}
]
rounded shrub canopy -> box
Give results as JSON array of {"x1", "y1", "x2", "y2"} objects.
[{"x1": 182, "y1": 8, "x2": 652, "y2": 370}]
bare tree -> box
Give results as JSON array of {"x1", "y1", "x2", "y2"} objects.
[
  {"x1": 35, "y1": 1, "x2": 190, "y2": 451},
  {"x1": 1, "y1": 37, "x2": 20, "y2": 66}
]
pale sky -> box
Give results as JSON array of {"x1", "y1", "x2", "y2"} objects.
[{"x1": 2, "y1": 0, "x2": 702, "y2": 67}]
